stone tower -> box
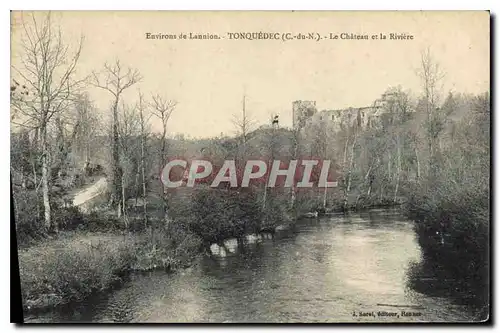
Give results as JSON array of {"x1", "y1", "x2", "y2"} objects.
[{"x1": 292, "y1": 100, "x2": 317, "y2": 129}]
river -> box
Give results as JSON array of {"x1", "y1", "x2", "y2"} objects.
[{"x1": 25, "y1": 209, "x2": 483, "y2": 323}]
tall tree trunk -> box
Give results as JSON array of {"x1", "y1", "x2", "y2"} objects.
[
  {"x1": 134, "y1": 164, "x2": 140, "y2": 206},
  {"x1": 160, "y1": 122, "x2": 168, "y2": 219},
  {"x1": 290, "y1": 143, "x2": 298, "y2": 210},
  {"x1": 427, "y1": 105, "x2": 433, "y2": 172},
  {"x1": 31, "y1": 156, "x2": 40, "y2": 219},
  {"x1": 290, "y1": 186, "x2": 296, "y2": 211},
  {"x1": 322, "y1": 186, "x2": 328, "y2": 210},
  {"x1": 40, "y1": 124, "x2": 54, "y2": 232},
  {"x1": 342, "y1": 137, "x2": 348, "y2": 168},
  {"x1": 364, "y1": 165, "x2": 373, "y2": 197},
  {"x1": 12, "y1": 178, "x2": 19, "y2": 227},
  {"x1": 262, "y1": 183, "x2": 268, "y2": 210},
  {"x1": 415, "y1": 147, "x2": 421, "y2": 180},
  {"x1": 262, "y1": 156, "x2": 272, "y2": 211},
  {"x1": 111, "y1": 97, "x2": 122, "y2": 212},
  {"x1": 263, "y1": 126, "x2": 277, "y2": 211},
  {"x1": 20, "y1": 165, "x2": 26, "y2": 189},
  {"x1": 262, "y1": 160, "x2": 270, "y2": 211},
  {"x1": 140, "y1": 128, "x2": 148, "y2": 228},
  {"x1": 394, "y1": 135, "x2": 401, "y2": 203},
  {"x1": 120, "y1": 173, "x2": 125, "y2": 221},
  {"x1": 343, "y1": 130, "x2": 357, "y2": 212},
  {"x1": 85, "y1": 142, "x2": 91, "y2": 166},
  {"x1": 30, "y1": 130, "x2": 39, "y2": 220},
  {"x1": 388, "y1": 151, "x2": 392, "y2": 181},
  {"x1": 341, "y1": 134, "x2": 349, "y2": 210},
  {"x1": 355, "y1": 194, "x2": 361, "y2": 209}
]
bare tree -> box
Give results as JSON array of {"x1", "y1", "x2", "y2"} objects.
[
  {"x1": 308, "y1": 120, "x2": 331, "y2": 210},
  {"x1": 381, "y1": 87, "x2": 412, "y2": 202},
  {"x1": 73, "y1": 93, "x2": 101, "y2": 172},
  {"x1": 416, "y1": 47, "x2": 445, "y2": 174},
  {"x1": 392, "y1": 89, "x2": 412, "y2": 202},
  {"x1": 51, "y1": 94, "x2": 95, "y2": 181},
  {"x1": 150, "y1": 93, "x2": 177, "y2": 217},
  {"x1": 289, "y1": 123, "x2": 302, "y2": 213},
  {"x1": 137, "y1": 92, "x2": 151, "y2": 228},
  {"x1": 231, "y1": 94, "x2": 256, "y2": 189},
  {"x1": 231, "y1": 94, "x2": 255, "y2": 146},
  {"x1": 261, "y1": 118, "x2": 280, "y2": 211},
  {"x1": 11, "y1": 12, "x2": 84, "y2": 232},
  {"x1": 117, "y1": 101, "x2": 140, "y2": 225},
  {"x1": 342, "y1": 127, "x2": 358, "y2": 212},
  {"x1": 91, "y1": 60, "x2": 142, "y2": 216}
]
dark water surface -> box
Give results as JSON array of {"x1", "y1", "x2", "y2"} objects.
[{"x1": 26, "y1": 209, "x2": 483, "y2": 323}]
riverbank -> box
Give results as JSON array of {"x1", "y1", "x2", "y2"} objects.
[
  {"x1": 402, "y1": 179, "x2": 489, "y2": 312},
  {"x1": 297, "y1": 196, "x2": 403, "y2": 218},
  {"x1": 24, "y1": 210, "x2": 483, "y2": 323},
  {"x1": 19, "y1": 231, "x2": 132, "y2": 312},
  {"x1": 18, "y1": 226, "x2": 202, "y2": 314}
]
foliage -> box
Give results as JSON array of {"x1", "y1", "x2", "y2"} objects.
[
  {"x1": 170, "y1": 188, "x2": 263, "y2": 246},
  {"x1": 402, "y1": 92, "x2": 490, "y2": 295},
  {"x1": 19, "y1": 234, "x2": 136, "y2": 311}
]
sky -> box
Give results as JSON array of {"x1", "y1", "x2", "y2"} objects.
[{"x1": 11, "y1": 11, "x2": 490, "y2": 138}]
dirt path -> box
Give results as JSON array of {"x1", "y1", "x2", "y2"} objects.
[{"x1": 72, "y1": 177, "x2": 107, "y2": 208}]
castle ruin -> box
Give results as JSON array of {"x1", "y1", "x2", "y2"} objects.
[{"x1": 292, "y1": 92, "x2": 403, "y2": 132}]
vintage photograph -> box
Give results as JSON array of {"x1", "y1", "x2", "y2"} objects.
[{"x1": 10, "y1": 11, "x2": 490, "y2": 323}]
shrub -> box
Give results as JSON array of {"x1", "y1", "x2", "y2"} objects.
[
  {"x1": 403, "y1": 147, "x2": 489, "y2": 298},
  {"x1": 170, "y1": 188, "x2": 263, "y2": 245},
  {"x1": 13, "y1": 189, "x2": 47, "y2": 246},
  {"x1": 262, "y1": 196, "x2": 293, "y2": 229},
  {"x1": 53, "y1": 206, "x2": 85, "y2": 231},
  {"x1": 19, "y1": 235, "x2": 135, "y2": 311},
  {"x1": 131, "y1": 224, "x2": 203, "y2": 271},
  {"x1": 83, "y1": 211, "x2": 124, "y2": 233}
]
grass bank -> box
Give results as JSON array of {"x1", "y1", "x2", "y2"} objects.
[
  {"x1": 19, "y1": 232, "x2": 134, "y2": 312},
  {"x1": 18, "y1": 224, "x2": 202, "y2": 314}
]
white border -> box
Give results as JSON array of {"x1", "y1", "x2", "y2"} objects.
[{"x1": 3, "y1": 1, "x2": 497, "y2": 333}]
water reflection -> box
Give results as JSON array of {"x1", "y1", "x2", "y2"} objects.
[{"x1": 26, "y1": 209, "x2": 484, "y2": 323}]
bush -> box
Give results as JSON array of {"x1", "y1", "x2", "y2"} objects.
[
  {"x1": 53, "y1": 206, "x2": 85, "y2": 231},
  {"x1": 13, "y1": 189, "x2": 47, "y2": 246},
  {"x1": 262, "y1": 196, "x2": 293, "y2": 229},
  {"x1": 170, "y1": 188, "x2": 263, "y2": 246},
  {"x1": 130, "y1": 223, "x2": 203, "y2": 271},
  {"x1": 403, "y1": 152, "x2": 489, "y2": 302},
  {"x1": 83, "y1": 211, "x2": 124, "y2": 233},
  {"x1": 19, "y1": 235, "x2": 135, "y2": 311}
]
